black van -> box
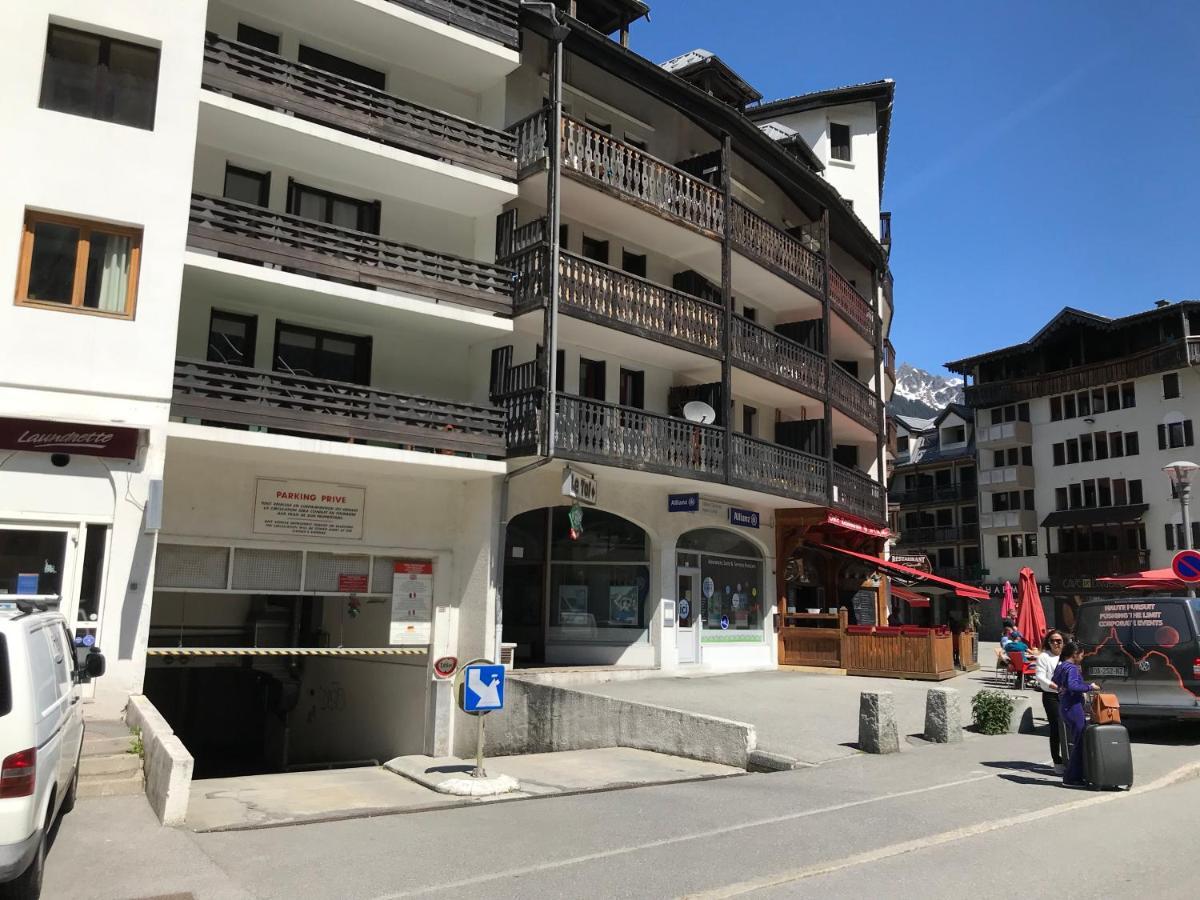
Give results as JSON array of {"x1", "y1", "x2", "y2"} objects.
[{"x1": 1074, "y1": 596, "x2": 1200, "y2": 720}]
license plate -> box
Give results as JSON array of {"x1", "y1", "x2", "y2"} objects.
[{"x1": 1090, "y1": 666, "x2": 1127, "y2": 677}]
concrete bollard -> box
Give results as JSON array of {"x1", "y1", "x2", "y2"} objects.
[
  {"x1": 858, "y1": 691, "x2": 900, "y2": 754},
  {"x1": 1008, "y1": 693, "x2": 1035, "y2": 734},
  {"x1": 923, "y1": 687, "x2": 963, "y2": 743}
]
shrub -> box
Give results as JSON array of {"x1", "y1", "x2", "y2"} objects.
[{"x1": 971, "y1": 689, "x2": 1014, "y2": 735}]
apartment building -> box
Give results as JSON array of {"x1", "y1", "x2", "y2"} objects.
[
  {"x1": 2, "y1": 0, "x2": 899, "y2": 774},
  {"x1": 948, "y1": 301, "x2": 1200, "y2": 631}
]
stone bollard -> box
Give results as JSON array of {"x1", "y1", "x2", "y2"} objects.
[
  {"x1": 923, "y1": 687, "x2": 963, "y2": 743},
  {"x1": 1008, "y1": 693, "x2": 1035, "y2": 734},
  {"x1": 858, "y1": 691, "x2": 899, "y2": 754}
]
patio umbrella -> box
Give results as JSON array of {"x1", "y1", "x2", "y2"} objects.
[
  {"x1": 1015, "y1": 566, "x2": 1047, "y2": 650},
  {"x1": 1000, "y1": 581, "x2": 1016, "y2": 621}
]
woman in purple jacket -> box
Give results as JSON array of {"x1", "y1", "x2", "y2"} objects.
[{"x1": 1053, "y1": 640, "x2": 1099, "y2": 786}]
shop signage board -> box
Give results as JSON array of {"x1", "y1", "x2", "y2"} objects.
[
  {"x1": 253, "y1": 478, "x2": 365, "y2": 539},
  {"x1": 668, "y1": 493, "x2": 700, "y2": 512},
  {"x1": 890, "y1": 553, "x2": 931, "y2": 573},
  {"x1": 729, "y1": 507, "x2": 760, "y2": 529},
  {"x1": 390, "y1": 560, "x2": 433, "y2": 645},
  {"x1": 0, "y1": 416, "x2": 141, "y2": 459},
  {"x1": 1171, "y1": 549, "x2": 1200, "y2": 583},
  {"x1": 337, "y1": 573, "x2": 369, "y2": 593},
  {"x1": 562, "y1": 466, "x2": 598, "y2": 505}
]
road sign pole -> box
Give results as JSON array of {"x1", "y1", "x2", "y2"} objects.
[
  {"x1": 473, "y1": 715, "x2": 486, "y2": 778},
  {"x1": 1180, "y1": 482, "x2": 1196, "y2": 599}
]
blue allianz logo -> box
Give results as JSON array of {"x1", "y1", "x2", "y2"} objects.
[
  {"x1": 729, "y1": 508, "x2": 759, "y2": 529},
  {"x1": 668, "y1": 493, "x2": 700, "y2": 512}
]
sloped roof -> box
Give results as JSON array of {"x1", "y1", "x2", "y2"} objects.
[{"x1": 660, "y1": 48, "x2": 762, "y2": 107}]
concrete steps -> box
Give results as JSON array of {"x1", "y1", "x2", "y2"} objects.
[{"x1": 79, "y1": 720, "x2": 145, "y2": 799}]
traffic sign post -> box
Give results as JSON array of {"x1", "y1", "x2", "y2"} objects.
[
  {"x1": 455, "y1": 659, "x2": 505, "y2": 778},
  {"x1": 1171, "y1": 549, "x2": 1200, "y2": 584}
]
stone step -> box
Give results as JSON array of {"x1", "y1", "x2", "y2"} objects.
[
  {"x1": 80, "y1": 753, "x2": 142, "y2": 777},
  {"x1": 82, "y1": 734, "x2": 135, "y2": 757},
  {"x1": 77, "y1": 770, "x2": 144, "y2": 799}
]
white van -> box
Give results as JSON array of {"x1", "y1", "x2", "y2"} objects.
[{"x1": 0, "y1": 604, "x2": 104, "y2": 899}]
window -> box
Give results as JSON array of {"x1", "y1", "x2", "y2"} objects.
[
  {"x1": 1159, "y1": 420, "x2": 1194, "y2": 450},
  {"x1": 742, "y1": 305, "x2": 757, "y2": 322},
  {"x1": 1083, "y1": 479, "x2": 1097, "y2": 507},
  {"x1": 1053, "y1": 443, "x2": 1065, "y2": 466},
  {"x1": 207, "y1": 310, "x2": 257, "y2": 367},
  {"x1": 619, "y1": 368, "x2": 644, "y2": 409},
  {"x1": 829, "y1": 122, "x2": 852, "y2": 161},
  {"x1": 1010, "y1": 534, "x2": 1025, "y2": 557},
  {"x1": 585, "y1": 116, "x2": 612, "y2": 135},
  {"x1": 1113, "y1": 479, "x2": 1128, "y2": 506},
  {"x1": 945, "y1": 425, "x2": 966, "y2": 444},
  {"x1": 1076, "y1": 391, "x2": 1090, "y2": 417},
  {"x1": 896, "y1": 435, "x2": 909, "y2": 454},
  {"x1": 993, "y1": 450, "x2": 1005, "y2": 468},
  {"x1": 1165, "y1": 523, "x2": 1178, "y2": 552},
  {"x1": 1023, "y1": 489, "x2": 1035, "y2": 510},
  {"x1": 1080, "y1": 434, "x2": 1093, "y2": 463},
  {"x1": 1069, "y1": 483, "x2": 1083, "y2": 509},
  {"x1": 40, "y1": 25, "x2": 160, "y2": 129},
  {"x1": 579, "y1": 357, "x2": 606, "y2": 401},
  {"x1": 1026, "y1": 533, "x2": 1038, "y2": 556},
  {"x1": 1163, "y1": 372, "x2": 1181, "y2": 399},
  {"x1": 1089, "y1": 388, "x2": 1104, "y2": 414},
  {"x1": 1055, "y1": 487, "x2": 1068, "y2": 511},
  {"x1": 224, "y1": 163, "x2": 271, "y2": 207},
  {"x1": 1066, "y1": 439, "x2": 1079, "y2": 464},
  {"x1": 288, "y1": 181, "x2": 380, "y2": 233},
  {"x1": 1124, "y1": 432, "x2": 1139, "y2": 455},
  {"x1": 1094, "y1": 432, "x2": 1108, "y2": 461},
  {"x1": 274, "y1": 322, "x2": 371, "y2": 384},
  {"x1": 16, "y1": 211, "x2": 141, "y2": 318},
  {"x1": 1098, "y1": 478, "x2": 1112, "y2": 507},
  {"x1": 621, "y1": 250, "x2": 647, "y2": 278},
  {"x1": 1107, "y1": 385, "x2": 1120, "y2": 411},
  {"x1": 1021, "y1": 445, "x2": 1033, "y2": 466},
  {"x1": 298, "y1": 44, "x2": 385, "y2": 89},
  {"x1": 581, "y1": 235, "x2": 609, "y2": 264},
  {"x1": 1122, "y1": 382, "x2": 1136, "y2": 408},
  {"x1": 1063, "y1": 394, "x2": 1076, "y2": 419},
  {"x1": 991, "y1": 408, "x2": 1003, "y2": 426},
  {"x1": 1109, "y1": 432, "x2": 1124, "y2": 458},
  {"x1": 1129, "y1": 479, "x2": 1144, "y2": 504},
  {"x1": 992, "y1": 492, "x2": 1009, "y2": 513},
  {"x1": 1050, "y1": 396, "x2": 1063, "y2": 421},
  {"x1": 237, "y1": 23, "x2": 281, "y2": 53},
  {"x1": 997, "y1": 535, "x2": 1010, "y2": 558},
  {"x1": 623, "y1": 132, "x2": 647, "y2": 151},
  {"x1": 742, "y1": 405, "x2": 757, "y2": 436},
  {"x1": 1018, "y1": 402, "x2": 1030, "y2": 422}
]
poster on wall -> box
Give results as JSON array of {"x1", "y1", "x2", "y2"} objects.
[
  {"x1": 558, "y1": 585, "x2": 590, "y2": 626},
  {"x1": 609, "y1": 585, "x2": 638, "y2": 626},
  {"x1": 390, "y1": 560, "x2": 433, "y2": 645},
  {"x1": 253, "y1": 478, "x2": 365, "y2": 539}
]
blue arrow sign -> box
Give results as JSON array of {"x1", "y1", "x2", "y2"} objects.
[
  {"x1": 462, "y1": 664, "x2": 505, "y2": 713},
  {"x1": 1172, "y1": 549, "x2": 1200, "y2": 583}
]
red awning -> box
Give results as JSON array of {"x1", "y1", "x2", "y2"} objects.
[
  {"x1": 812, "y1": 542, "x2": 990, "y2": 600},
  {"x1": 1097, "y1": 568, "x2": 1187, "y2": 591},
  {"x1": 890, "y1": 583, "x2": 931, "y2": 607}
]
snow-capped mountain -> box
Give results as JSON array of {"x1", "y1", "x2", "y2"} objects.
[{"x1": 889, "y1": 364, "x2": 964, "y2": 418}]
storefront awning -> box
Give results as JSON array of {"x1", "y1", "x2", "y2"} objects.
[
  {"x1": 1097, "y1": 567, "x2": 1187, "y2": 591},
  {"x1": 890, "y1": 583, "x2": 931, "y2": 607},
  {"x1": 812, "y1": 542, "x2": 989, "y2": 600},
  {"x1": 1039, "y1": 504, "x2": 1149, "y2": 528}
]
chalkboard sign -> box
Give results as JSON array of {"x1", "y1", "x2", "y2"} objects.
[{"x1": 851, "y1": 589, "x2": 878, "y2": 626}]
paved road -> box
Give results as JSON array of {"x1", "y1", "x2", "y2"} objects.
[{"x1": 45, "y1": 725, "x2": 1200, "y2": 899}]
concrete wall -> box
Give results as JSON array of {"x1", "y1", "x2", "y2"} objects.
[{"x1": 125, "y1": 694, "x2": 194, "y2": 826}]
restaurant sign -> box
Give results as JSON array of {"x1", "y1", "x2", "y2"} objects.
[
  {"x1": 890, "y1": 553, "x2": 931, "y2": 573},
  {"x1": 0, "y1": 416, "x2": 141, "y2": 459}
]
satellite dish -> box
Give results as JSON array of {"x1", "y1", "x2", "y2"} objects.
[{"x1": 683, "y1": 401, "x2": 717, "y2": 424}]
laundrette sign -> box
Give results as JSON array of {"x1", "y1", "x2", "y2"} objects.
[{"x1": 0, "y1": 416, "x2": 140, "y2": 459}]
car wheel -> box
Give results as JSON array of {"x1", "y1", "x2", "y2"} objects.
[{"x1": 0, "y1": 827, "x2": 44, "y2": 900}]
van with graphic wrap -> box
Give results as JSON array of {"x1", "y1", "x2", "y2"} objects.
[{"x1": 1075, "y1": 597, "x2": 1200, "y2": 720}]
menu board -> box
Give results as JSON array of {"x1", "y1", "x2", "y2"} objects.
[{"x1": 851, "y1": 589, "x2": 878, "y2": 626}]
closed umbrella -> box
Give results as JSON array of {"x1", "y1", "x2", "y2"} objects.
[
  {"x1": 1015, "y1": 566, "x2": 1047, "y2": 651},
  {"x1": 1000, "y1": 580, "x2": 1016, "y2": 621}
]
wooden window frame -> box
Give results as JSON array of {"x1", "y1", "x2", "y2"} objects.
[{"x1": 15, "y1": 210, "x2": 141, "y2": 320}]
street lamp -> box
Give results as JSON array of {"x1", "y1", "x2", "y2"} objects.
[{"x1": 1163, "y1": 460, "x2": 1200, "y2": 598}]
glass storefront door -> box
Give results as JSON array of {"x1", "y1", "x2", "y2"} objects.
[{"x1": 677, "y1": 569, "x2": 700, "y2": 664}]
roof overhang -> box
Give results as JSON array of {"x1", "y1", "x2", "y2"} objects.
[{"x1": 1039, "y1": 504, "x2": 1149, "y2": 529}]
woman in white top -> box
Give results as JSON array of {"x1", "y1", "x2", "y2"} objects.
[{"x1": 1035, "y1": 629, "x2": 1065, "y2": 774}]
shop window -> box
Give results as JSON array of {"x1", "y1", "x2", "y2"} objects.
[
  {"x1": 40, "y1": 24, "x2": 160, "y2": 129},
  {"x1": 207, "y1": 310, "x2": 258, "y2": 367},
  {"x1": 679, "y1": 528, "x2": 764, "y2": 636}
]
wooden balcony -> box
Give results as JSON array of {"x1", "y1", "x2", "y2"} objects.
[
  {"x1": 506, "y1": 240, "x2": 723, "y2": 358},
  {"x1": 387, "y1": 0, "x2": 520, "y2": 48},
  {"x1": 829, "y1": 267, "x2": 877, "y2": 346},
  {"x1": 830, "y1": 366, "x2": 881, "y2": 431},
  {"x1": 887, "y1": 482, "x2": 977, "y2": 505},
  {"x1": 729, "y1": 434, "x2": 827, "y2": 504},
  {"x1": 202, "y1": 34, "x2": 516, "y2": 178},
  {"x1": 896, "y1": 525, "x2": 976, "y2": 545},
  {"x1": 834, "y1": 463, "x2": 885, "y2": 522},
  {"x1": 171, "y1": 358, "x2": 506, "y2": 457},
  {"x1": 730, "y1": 316, "x2": 825, "y2": 398},
  {"x1": 884, "y1": 338, "x2": 896, "y2": 381},
  {"x1": 187, "y1": 193, "x2": 513, "y2": 314},
  {"x1": 730, "y1": 201, "x2": 823, "y2": 297}
]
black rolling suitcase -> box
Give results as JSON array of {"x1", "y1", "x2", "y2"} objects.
[{"x1": 1082, "y1": 723, "x2": 1133, "y2": 790}]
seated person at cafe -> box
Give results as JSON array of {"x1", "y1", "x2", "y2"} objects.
[{"x1": 999, "y1": 622, "x2": 1017, "y2": 650}]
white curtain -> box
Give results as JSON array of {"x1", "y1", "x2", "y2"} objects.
[{"x1": 94, "y1": 233, "x2": 130, "y2": 312}]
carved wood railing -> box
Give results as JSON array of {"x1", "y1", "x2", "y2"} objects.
[
  {"x1": 386, "y1": 0, "x2": 519, "y2": 48},
  {"x1": 202, "y1": 34, "x2": 515, "y2": 178},
  {"x1": 187, "y1": 193, "x2": 513, "y2": 314},
  {"x1": 833, "y1": 463, "x2": 885, "y2": 522},
  {"x1": 828, "y1": 267, "x2": 877, "y2": 345},
  {"x1": 172, "y1": 358, "x2": 505, "y2": 456},
  {"x1": 730, "y1": 316, "x2": 826, "y2": 397},
  {"x1": 730, "y1": 201, "x2": 823, "y2": 296},
  {"x1": 730, "y1": 434, "x2": 827, "y2": 504},
  {"x1": 884, "y1": 339, "x2": 896, "y2": 381},
  {"x1": 830, "y1": 366, "x2": 881, "y2": 431}
]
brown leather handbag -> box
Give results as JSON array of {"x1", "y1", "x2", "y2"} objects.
[{"x1": 1090, "y1": 692, "x2": 1121, "y2": 724}]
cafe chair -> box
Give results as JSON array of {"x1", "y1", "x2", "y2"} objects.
[{"x1": 1006, "y1": 650, "x2": 1036, "y2": 690}]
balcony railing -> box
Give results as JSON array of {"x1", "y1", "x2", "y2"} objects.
[
  {"x1": 507, "y1": 242, "x2": 723, "y2": 357},
  {"x1": 730, "y1": 316, "x2": 825, "y2": 397},
  {"x1": 730, "y1": 434, "x2": 827, "y2": 504},
  {"x1": 897, "y1": 525, "x2": 978, "y2": 545},
  {"x1": 834, "y1": 463, "x2": 885, "y2": 522},
  {"x1": 1047, "y1": 550, "x2": 1150, "y2": 580},
  {"x1": 829, "y1": 267, "x2": 877, "y2": 346},
  {"x1": 830, "y1": 367, "x2": 881, "y2": 431},
  {"x1": 172, "y1": 358, "x2": 506, "y2": 457},
  {"x1": 201, "y1": 35, "x2": 516, "y2": 179},
  {"x1": 888, "y1": 483, "x2": 977, "y2": 505},
  {"x1": 387, "y1": 0, "x2": 520, "y2": 48},
  {"x1": 187, "y1": 193, "x2": 513, "y2": 315},
  {"x1": 730, "y1": 201, "x2": 823, "y2": 297},
  {"x1": 884, "y1": 339, "x2": 896, "y2": 381}
]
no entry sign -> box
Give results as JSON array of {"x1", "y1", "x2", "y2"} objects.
[{"x1": 1171, "y1": 549, "x2": 1200, "y2": 583}]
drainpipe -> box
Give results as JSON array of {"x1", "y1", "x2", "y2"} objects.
[
  {"x1": 820, "y1": 207, "x2": 834, "y2": 507},
  {"x1": 493, "y1": 3, "x2": 569, "y2": 663},
  {"x1": 720, "y1": 134, "x2": 733, "y2": 482},
  {"x1": 872, "y1": 267, "x2": 885, "y2": 518}
]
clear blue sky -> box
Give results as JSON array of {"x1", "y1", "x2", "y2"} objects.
[{"x1": 630, "y1": 1, "x2": 1200, "y2": 375}]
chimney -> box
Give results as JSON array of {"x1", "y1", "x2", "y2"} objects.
[{"x1": 1155, "y1": 299, "x2": 1172, "y2": 308}]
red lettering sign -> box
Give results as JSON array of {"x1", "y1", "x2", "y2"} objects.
[
  {"x1": 337, "y1": 574, "x2": 369, "y2": 593},
  {"x1": 0, "y1": 416, "x2": 141, "y2": 460}
]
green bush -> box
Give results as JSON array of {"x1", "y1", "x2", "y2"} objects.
[{"x1": 971, "y1": 689, "x2": 1014, "y2": 735}]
